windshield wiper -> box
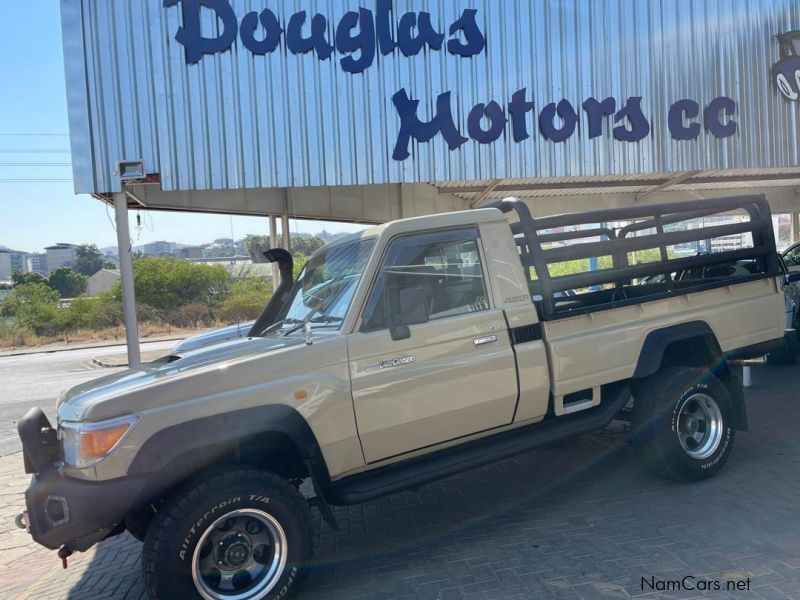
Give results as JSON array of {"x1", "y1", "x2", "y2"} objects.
[
  {"x1": 309, "y1": 316, "x2": 343, "y2": 324},
  {"x1": 258, "y1": 317, "x2": 304, "y2": 336},
  {"x1": 282, "y1": 315, "x2": 343, "y2": 337}
]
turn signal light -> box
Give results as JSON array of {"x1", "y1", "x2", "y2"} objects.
[
  {"x1": 80, "y1": 423, "x2": 131, "y2": 460},
  {"x1": 60, "y1": 414, "x2": 140, "y2": 468}
]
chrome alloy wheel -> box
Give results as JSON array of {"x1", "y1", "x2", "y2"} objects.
[
  {"x1": 676, "y1": 393, "x2": 724, "y2": 460},
  {"x1": 191, "y1": 509, "x2": 288, "y2": 600}
]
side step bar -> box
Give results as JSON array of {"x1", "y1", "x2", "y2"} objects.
[{"x1": 327, "y1": 382, "x2": 631, "y2": 506}]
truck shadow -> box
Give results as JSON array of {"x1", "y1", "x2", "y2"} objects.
[
  {"x1": 65, "y1": 428, "x2": 637, "y2": 599},
  {"x1": 65, "y1": 372, "x2": 800, "y2": 599}
]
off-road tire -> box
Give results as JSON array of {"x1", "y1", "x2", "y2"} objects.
[
  {"x1": 142, "y1": 469, "x2": 313, "y2": 600},
  {"x1": 633, "y1": 367, "x2": 735, "y2": 482}
]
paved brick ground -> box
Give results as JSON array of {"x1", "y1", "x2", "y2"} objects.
[{"x1": 1, "y1": 363, "x2": 799, "y2": 599}]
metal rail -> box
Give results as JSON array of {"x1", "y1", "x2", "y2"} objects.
[{"x1": 483, "y1": 195, "x2": 780, "y2": 318}]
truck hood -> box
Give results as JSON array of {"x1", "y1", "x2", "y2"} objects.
[
  {"x1": 57, "y1": 334, "x2": 310, "y2": 422},
  {"x1": 171, "y1": 321, "x2": 255, "y2": 353}
]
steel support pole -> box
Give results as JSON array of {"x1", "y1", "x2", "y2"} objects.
[
  {"x1": 269, "y1": 215, "x2": 279, "y2": 288},
  {"x1": 281, "y1": 213, "x2": 291, "y2": 251},
  {"x1": 113, "y1": 192, "x2": 141, "y2": 368},
  {"x1": 791, "y1": 212, "x2": 800, "y2": 244}
]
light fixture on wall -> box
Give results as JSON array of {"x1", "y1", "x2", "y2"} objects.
[{"x1": 116, "y1": 160, "x2": 146, "y2": 181}]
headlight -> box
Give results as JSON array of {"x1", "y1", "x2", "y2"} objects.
[{"x1": 60, "y1": 414, "x2": 140, "y2": 468}]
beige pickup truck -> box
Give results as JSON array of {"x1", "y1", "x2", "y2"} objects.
[{"x1": 17, "y1": 195, "x2": 787, "y2": 600}]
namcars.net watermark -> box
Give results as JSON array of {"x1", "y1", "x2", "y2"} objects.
[{"x1": 642, "y1": 575, "x2": 752, "y2": 593}]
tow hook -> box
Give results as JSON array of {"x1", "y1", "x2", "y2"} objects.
[{"x1": 57, "y1": 546, "x2": 73, "y2": 569}]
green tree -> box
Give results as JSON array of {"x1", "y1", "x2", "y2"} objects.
[
  {"x1": 88, "y1": 291, "x2": 124, "y2": 330},
  {"x1": 0, "y1": 282, "x2": 60, "y2": 334},
  {"x1": 126, "y1": 257, "x2": 229, "y2": 311},
  {"x1": 74, "y1": 244, "x2": 105, "y2": 276},
  {"x1": 48, "y1": 267, "x2": 87, "y2": 298},
  {"x1": 217, "y1": 278, "x2": 273, "y2": 323},
  {"x1": 244, "y1": 235, "x2": 271, "y2": 263},
  {"x1": 12, "y1": 271, "x2": 49, "y2": 287},
  {"x1": 64, "y1": 296, "x2": 93, "y2": 329},
  {"x1": 291, "y1": 235, "x2": 325, "y2": 256},
  {"x1": 293, "y1": 253, "x2": 308, "y2": 280}
]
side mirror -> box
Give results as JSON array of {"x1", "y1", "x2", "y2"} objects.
[{"x1": 389, "y1": 286, "x2": 429, "y2": 341}]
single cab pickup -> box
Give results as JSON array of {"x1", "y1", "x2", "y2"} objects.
[{"x1": 17, "y1": 195, "x2": 787, "y2": 600}]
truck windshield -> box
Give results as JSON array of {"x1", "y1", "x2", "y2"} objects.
[{"x1": 268, "y1": 238, "x2": 375, "y2": 335}]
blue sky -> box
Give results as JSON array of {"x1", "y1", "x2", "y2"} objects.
[{"x1": 0, "y1": 0, "x2": 364, "y2": 254}]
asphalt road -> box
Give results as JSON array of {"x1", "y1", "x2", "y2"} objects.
[{"x1": 0, "y1": 341, "x2": 175, "y2": 456}]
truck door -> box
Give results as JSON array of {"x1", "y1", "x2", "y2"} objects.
[{"x1": 348, "y1": 227, "x2": 519, "y2": 463}]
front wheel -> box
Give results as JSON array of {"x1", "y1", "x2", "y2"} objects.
[
  {"x1": 142, "y1": 469, "x2": 313, "y2": 600},
  {"x1": 633, "y1": 367, "x2": 735, "y2": 482}
]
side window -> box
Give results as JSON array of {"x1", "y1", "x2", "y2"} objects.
[
  {"x1": 361, "y1": 228, "x2": 489, "y2": 332},
  {"x1": 785, "y1": 246, "x2": 800, "y2": 267}
]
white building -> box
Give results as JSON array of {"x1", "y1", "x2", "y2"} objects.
[
  {"x1": 44, "y1": 243, "x2": 78, "y2": 274},
  {"x1": 0, "y1": 252, "x2": 13, "y2": 281},
  {"x1": 142, "y1": 241, "x2": 172, "y2": 256},
  {"x1": 26, "y1": 254, "x2": 48, "y2": 275},
  {"x1": 0, "y1": 250, "x2": 27, "y2": 280}
]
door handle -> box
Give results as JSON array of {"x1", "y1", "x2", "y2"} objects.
[{"x1": 473, "y1": 335, "x2": 498, "y2": 347}]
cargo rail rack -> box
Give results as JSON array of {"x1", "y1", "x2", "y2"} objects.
[{"x1": 484, "y1": 195, "x2": 781, "y2": 320}]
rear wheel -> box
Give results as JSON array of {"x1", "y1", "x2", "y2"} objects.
[
  {"x1": 142, "y1": 469, "x2": 313, "y2": 600},
  {"x1": 633, "y1": 367, "x2": 735, "y2": 481}
]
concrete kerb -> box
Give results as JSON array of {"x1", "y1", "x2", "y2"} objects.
[
  {"x1": 0, "y1": 336, "x2": 187, "y2": 359},
  {"x1": 92, "y1": 349, "x2": 171, "y2": 368}
]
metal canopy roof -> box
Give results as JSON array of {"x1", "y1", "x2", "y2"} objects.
[
  {"x1": 98, "y1": 166, "x2": 800, "y2": 224},
  {"x1": 435, "y1": 168, "x2": 800, "y2": 202}
]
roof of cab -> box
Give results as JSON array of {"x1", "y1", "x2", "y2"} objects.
[{"x1": 317, "y1": 207, "x2": 508, "y2": 253}]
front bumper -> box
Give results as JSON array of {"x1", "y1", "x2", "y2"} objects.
[{"x1": 18, "y1": 408, "x2": 145, "y2": 551}]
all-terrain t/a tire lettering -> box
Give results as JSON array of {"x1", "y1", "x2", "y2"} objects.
[
  {"x1": 142, "y1": 469, "x2": 313, "y2": 600},
  {"x1": 633, "y1": 367, "x2": 735, "y2": 482}
]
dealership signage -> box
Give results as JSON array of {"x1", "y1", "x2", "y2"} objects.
[{"x1": 168, "y1": 0, "x2": 739, "y2": 162}]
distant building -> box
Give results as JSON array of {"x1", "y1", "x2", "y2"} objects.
[
  {"x1": 0, "y1": 249, "x2": 28, "y2": 280},
  {"x1": 203, "y1": 238, "x2": 236, "y2": 258},
  {"x1": 26, "y1": 253, "x2": 48, "y2": 275},
  {"x1": 172, "y1": 246, "x2": 203, "y2": 259},
  {"x1": 86, "y1": 268, "x2": 120, "y2": 297},
  {"x1": 191, "y1": 256, "x2": 252, "y2": 265},
  {"x1": 223, "y1": 262, "x2": 272, "y2": 281},
  {"x1": 143, "y1": 240, "x2": 172, "y2": 256},
  {"x1": 101, "y1": 253, "x2": 119, "y2": 268},
  {"x1": 45, "y1": 243, "x2": 78, "y2": 274},
  {"x1": 0, "y1": 253, "x2": 12, "y2": 281},
  {"x1": 190, "y1": 257, "x2": 272, "y2": 281}
]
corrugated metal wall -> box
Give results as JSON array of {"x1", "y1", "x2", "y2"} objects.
[{"x1": 62, "y1": 0, "x2": 800, "y2": 194}]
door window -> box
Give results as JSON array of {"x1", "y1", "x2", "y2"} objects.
[
  {"x1": 784, "y1": 244, "x2": 800, "y2": 267},
  {"x1": 361, "y1": 228, "x2": 489, "y2": 331}
]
